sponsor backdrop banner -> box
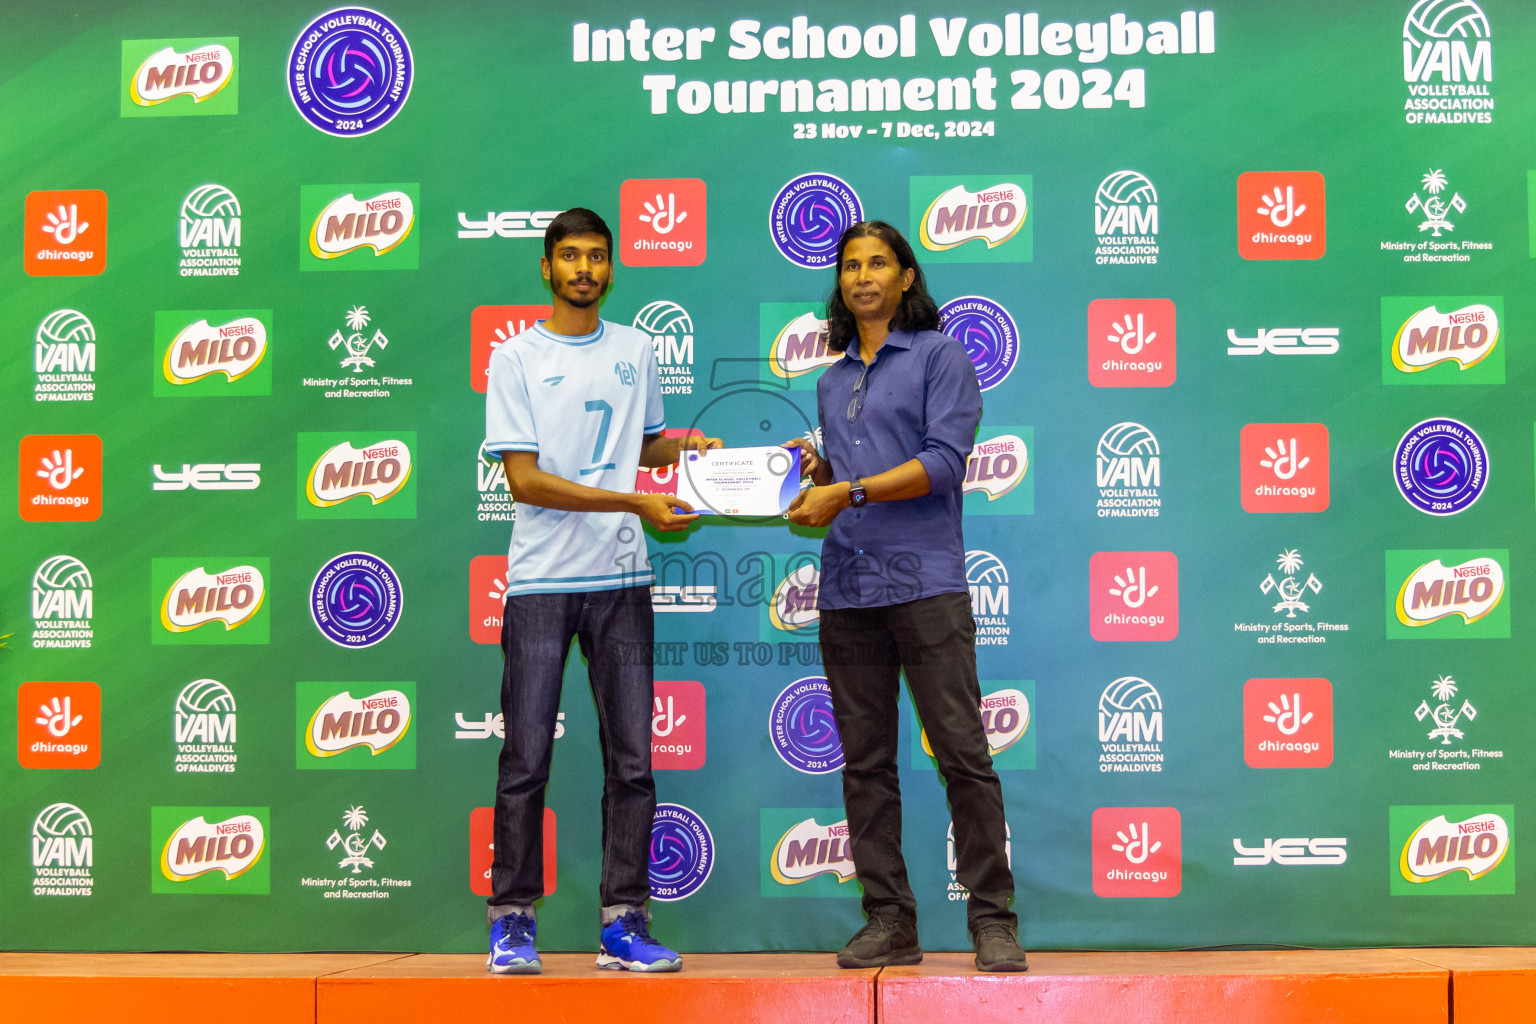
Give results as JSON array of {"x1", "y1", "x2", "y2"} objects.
[{"x1": 3, "y1": 0, "x2": 1535, "y2": 952}]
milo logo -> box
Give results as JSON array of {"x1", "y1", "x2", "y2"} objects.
[
  {"x1": 308, "y1": 439, "x2": 413, "y2": 507},
  {"x1": 160, "y1": 813, "x2": 264, "y2": 882},
  {"x1": 305, "y1": 689, "x2": 413, "y2": 757},
  {"x1": 310, "y1": 190, "x2": 415, "y2": 259},
  {"x1": 161, "y1": 565, "x2": 265, "y2": 633},
  {"x1": 162, "y1": 316, "x2": 267, "y2": 384}
]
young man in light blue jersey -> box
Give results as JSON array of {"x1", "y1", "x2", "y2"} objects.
[{"x1": 481, "y1": 208, "x2": 719, "y2": 974}]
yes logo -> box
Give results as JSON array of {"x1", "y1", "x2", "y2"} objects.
[
  {"x1": 652, "y1": 680, "x2": 706, "y2": 770},
  {"x1": 121, "y1": 39, "x2": 238, "y2": 116},
  {"x1": 1089, "y1": 552, "x2": 1178, "y2": 641},
  {"x1": 300, "y1": 184, "x2": 419, "y2": 271},
  {"x1": 1237, "y1": 172, "x2": 1326, "y2": 260},
  {"x1": 152, "y1": 559, "x2": 270, "y2": 645},
  {"x1": 154, "y1": 310, "x2": 272, "y2": 396},
  {"x1": 19, "y1": 434, "x2": 102, "y2": 522},
  {"x1": 620, "y1": 178, "x2": 706, "y2": 266},
  {"x1": 298, "y1": 433, "x2": 416, "y2": 519},
  {"x1": 1243, "y1": 678, "x2": 1333, "y2": 768},
  {"x1": 471, "y1": 305, "x2": 550, "y2": 392},
  {"x1": 1092, "y1": 807, "x2": 1181, "y2": 897},
  {"x1": 297, "y1": 684, "x2": 416, "y2": 769},
  {"x1": 152, "y1": 807, "x2": 269, "y2": 893},
  {"x1": 17, "y1": 681, "x2": 101, "y2": 769},
  {"x1": 1087, "y1": 299, "x2": 1176, "y2": 388},
  {"x1": 1240, "y1": 423, "x2": 1329, "y2": 512}
]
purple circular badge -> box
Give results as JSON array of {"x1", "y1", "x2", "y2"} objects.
[
  {"x1": 649, "y1": 803, "x2": 713, "y2": 901},
  {"x1": 289, "y1": 7, "x2": 414, "y2": 137},
  {"x1": 939, "y1": 296, "x2": 1019, "y2": 391},
  {"x1": 311, "y1": 551, "x2": 403, "y2": 647},
  {"x1": 770, "y1": 174, "x2": 862, "y2": 268},
  {"x1": 770, "y1": 677, "x2": 844, "y2": 774},
  {"x1": 1395, "y1": 417, "x2": 1488, "y2": 516}
]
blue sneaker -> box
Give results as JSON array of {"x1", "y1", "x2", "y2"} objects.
[
  {"x1": 596, "y1": 910, "x2": 682, "y2": 972},
  {"x1": 487, "y1": 912, "x2": 540, "y2": 974}
]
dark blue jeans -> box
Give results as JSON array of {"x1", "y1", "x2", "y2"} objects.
[
  {"x1": 489, "y1": 585, "x2": 656, "y2": 916},
  {"x1": 820, "y1": 591, "x2": 1018, "y2": 936}
]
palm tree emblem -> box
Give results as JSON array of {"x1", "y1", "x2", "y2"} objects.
[
  {"x1": 1415, "y1": 675, "x2": 1476, "y2": 745},
  {"x1": 326, "y1": 804, "x2": 388, "y2": 873},
  {"x1": 1260, "y1": 549, "x2": 1322, "y2": 617},
  {"x1": 328, "y1": 304, "x2": 390, "y2": 372},
  {"x1": 1405, "y1": 168, "x2": 1464, "y2": 237}
]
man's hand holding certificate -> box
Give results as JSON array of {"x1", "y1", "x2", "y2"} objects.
[{"x1": 676, "y1": 445, "x2": 802, "y2": 517}]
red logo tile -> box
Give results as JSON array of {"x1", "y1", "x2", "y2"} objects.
[
  {"x1": 1089, "y1": 552, "x2": 1179, "y2": 641},
  {"x1": 1092, "y1": 806, "x2": 1181, "y2": 897},
  {"x1": 24, "y1": 189, "x2": 107, "y2": 276},
  {"x1": 471, "y1": 304, "x2": 551, "y2": 393},
  {"x1": 17, "y1": 681, "x2": 100, "y2": 769},
  {"x1": 1087, "y1": 299, "x2": 1176, "y2": 388},
  {"x1": 469, "y1": 555, "x2": 508, "y2": 645},
  {"x1": 1240, "y1": 423, "x2": 1329, "y2": 513},
  {"x1": 1244, "y1": 678, "x2": 1333, "y2": 768},
  {"x1": 619, "y1": 178, "x2": 706, "y2": 267},
  {"x1": 470, "y1": 806, "x2": 555, "y2": 897},
  {"x1": 19, "y1": 434, "x2": 102, "y2": 522},
  {"x1": 1237, "y1": 172, "x2": 1325, "y2": 260},
  {"x1": 652, "y1": 680, "x2": 706, "y2": 770}
]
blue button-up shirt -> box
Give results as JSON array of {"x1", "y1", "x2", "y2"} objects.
[{"x1": 814, "y1": 328, "x2": 983, "y2": 609}]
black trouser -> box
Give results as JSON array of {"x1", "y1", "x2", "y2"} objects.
[{"x1": 820, "y1": 591, "x2": 1017, "y2": 935}]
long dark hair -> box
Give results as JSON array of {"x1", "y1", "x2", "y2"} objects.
[{"x1": 823, "y1": 221, "x2": 940, "y2": 353}]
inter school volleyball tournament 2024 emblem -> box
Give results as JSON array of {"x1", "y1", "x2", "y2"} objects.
[{"x1": 288, "y1": 8, "x2": 412, "y2": 137}]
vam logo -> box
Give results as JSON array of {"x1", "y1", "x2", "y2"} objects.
[
  {"x1": 1096, "y1": 422, "x2": 1161, "y2": 518},
  {"x1": 946, "y1": 821, "x2": 1012, "y2": 901},
  {"x1": 1385, "y1": 299, "x2": 1502, "y2": 383},
  {"x1": 1088, "y1": 552, "x2": 1179, "y2": 642},
  {"x1": 155, "y1": 310, "x2": 272, "y2": 396},
  {"x1": 1392, "y1": 553, "x2": 1507, "y2": 635},
  {"x1": 909, "y1": 175, "x2": 1031, "y2": 263},
  {"x1": 471, "y1": 304, "x2": 550, "y2": 392},
  {"x1": 300, "y1": 686, "x2": 415, "y2": 768},
  {"x1": 1088, "y1": 299, "x2": 1176, "y2": 387},
  {"x1": 1402, "y1": 0, "x2": 1493, "y2": 124},
  {"x1": 1094, "y1": 171, "x2": 1159, "y2": 265},
  {"x1": 966, "y1": 550, "x2": 1010, "y2": 646},
  {"x1": 1391, "y1": 806, "x2": 1513, "y2": 894},
  {"x1": 153, "y1": 808, "x2": 269, "y2": 893},
  {"x1": 300, "y1": 184, "x2": 420, "y2": 271},
  {"x1": 174, "y1": 679, "x2": 238, "y2": 774},
  {"x1": 1098, "y1": 676, "x2": 1163, "y2": 773},
  {"x1": 34, "y1": 309, "x2": 97, "y2": 402},
  {"x1": 1092, "y1": 807, "x2": 1181, "y2": 897},
  {"x1": 121, "y1": 38, "x2": 238, "y2": 117},
  {"x1": 19, "y1": 434, "x2": 103, "y2": 523},
  {"x1": 159, "y1": 564, "x2": 265, "y2": 635},
  {"x1": 633, "y1": 301, "x2": 695, "y2": 395},
  {"x1": 32, "y1": 555, "x2": 93, "y2": 650},
  {"x1": 32, "y1": 803, "x2": 93, "y2": 897},
  {"x1": 179, "y1": 184, "x2": 241, "y2": 277},
  {"x1": 620, "y1": 178, "x2": 707, "y2": 267},
  {"x1": 476, "y1": 446, "x2": 515, "y2": 523}
]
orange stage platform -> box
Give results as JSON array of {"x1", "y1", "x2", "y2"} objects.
[{"x1": 3, "y1": 948, "x2": 1533, "y2": 1024}]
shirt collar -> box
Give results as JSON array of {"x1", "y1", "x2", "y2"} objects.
[{"x1": 840, "y1": 328, "x2": 915, "y2": 364}]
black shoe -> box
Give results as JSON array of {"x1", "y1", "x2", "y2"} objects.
[
  {"x1": 973, "y1": 924, "x2": 1029, "y2": 972},
  {"x1": 836, "y1": 914, "x2": 922, "y2": 968}
]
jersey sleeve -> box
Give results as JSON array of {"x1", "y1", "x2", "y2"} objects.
[
  {"x1": 482, "y1": 346, "x2": 538, "y2": 462},
  {"x1": 641, "y1": 335, "x2": 666, "y2": 435}
]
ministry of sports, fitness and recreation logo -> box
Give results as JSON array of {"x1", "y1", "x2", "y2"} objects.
[
  {"x1": 649, "y1": 804, "x2": 714, "y2": 901},
  {"x1": 1094, "y1": 171, "x2": 1159, "y2": 265},
  {"x1": 154, "y1": 560, "x2": 269, "y2": 645},
  {"x1": 910, "y1": 175, "x2": 1031, "y2": 263},
  {"x1": 154, "y1": 310, "x2": 272, "y2": 397},
  {"x1": 32, "y1": 555, "x2": 93, "y2": 650},
  {"x1": 1383, "y1": 297, "x2": 1503, "y2": 384},
  {"x1": 1096, "y1": 422, "x2": 1161, "y2": 518},
  {"x1": 306, "y1": 805, "x2": 412, "y2": 896},
  {"x1": 1383, "y1": 169, "x2": 1492, "y2": 262},
  {"x1": 34, "y1": 309, "x2": 96, "y2": 402},
  {"x1": 1098, "y1": 676, "x2": 1163, "y2": 774},
  {"x1": 1388, "y1": 550, "x2": 1509, "y2": 639},
  {"x1": 1092, "y1": 807, "x2": 1181, "y2": 898},
  {"x1": 770, "y1": 173, "x2": 862, "y2": 268},
  {"x1": 1402, "y1": 0, "x2": 1494, "y2": 126},
  {"x1": 153, "y1": 807, "x2": 269, "y2": 894},
  {"x1": 939, "y1": 296, "x2": 1018, "y2": 392},
  {"x1": 32, "y1": 803, "x2": 93, "y2": 897},
  {"x1": 1390, "y1": 673, "x2": 1505, "y2": 768},
  {"x1": 179, "y1": 184, "x2": 241, "y2": 277},
  {"x1": 174, "y1": 679, "x2": 238, "y2": 774},
  {"x1": 121, "y1": 38, "x2": 238, "y2": 117},
  {"x1": 1391, "y1": 806, "x2": 1512, "y2": 895},
  {"x1": 770, "y1": 677, "x2": 843, "y2": 775},
  {"x1": 288, "y1": 8, "x2": 412, "y2": 137},
  {"x1": 1395, "y1": 418, "x2": 1488, "y2": 515},
  {"x1": 299, "y1": 684, "x2": 416, "y2": 768},
  {"x1": 632, "y1": 301, "x2": 696, "y2": 396},
  {"x1": 301, "y1": 433, "x2": 416, "y2": 519},
  {"x1": 966, "y1": 550, "x2": 1011, "y2": 646},
  {"x1": 311, "y1": 552, "x2": 403, "y2": 648},
  {"x1": 1233, "y1": 548, "x2": 1349, "y2": 643}
]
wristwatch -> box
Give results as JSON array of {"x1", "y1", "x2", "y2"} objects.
[{"x1": 848, "y1": 480, "x2": 868, "y2": 507}]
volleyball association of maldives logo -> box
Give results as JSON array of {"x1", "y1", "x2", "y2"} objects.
[
  {"x1": 770, "y1": 173, "x2": 862, "y2": 268},
  {"x1": 939, "y1": 296, "x2": 1018, "y2": 391},
  {"x1": 649, "y1": 803, "x2": 714, "y2": 901},
  {"x1": 34, "y1": 308, "x2": 97, "y2": 403},
  {"x1": 1395, "y1": 418, "x2": 1488, "y2": 515},
  {"x1": 311, "y1": 552, "x2": 403, "y2": 648},
  {"x1": 288, "y1": 8, "x2": 412, "y2": 137},
  {"x1": 770, "y1": 677, "x2": 843, "y2": 775}
]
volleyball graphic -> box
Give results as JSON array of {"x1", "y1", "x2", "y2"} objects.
[
  {"x1": 1100, "y1": 676, "x2": 1163, "y2": 716},
  {"x1": 176, "y1": 679, "x2": 237, "y2": 718},
  {"x1": 1096, "y1": 171, "x2": 1158, "y2": 208},
  {"x1": 965, "y1": 550, "x2": 1010, "y2": 586},
  {"x1": 1404, "y1": 0, "x2": 1490, "y2": 45},
  {"x1": 1099, "y1": 422, "x2": 1160, "y2": 460},
  {"x1": 36, "y1": 310, "x2": 95, "y2": 347},
  {"x1": 34, "y1": 803, "x2": 91, "y2": 839},
  {"x1": 633, "y1": 300, "x2": 693, "y2": 339},
  {"x1": 34, "y1": 555, "x2": 92, "y2": 591},
  {"x1": 182, "y1": 184, "x2": 241, "y2": 219}
]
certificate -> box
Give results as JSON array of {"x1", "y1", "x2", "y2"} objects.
[{"x1": 675, "y1": 445, "x2": 801, "y2": 516}]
